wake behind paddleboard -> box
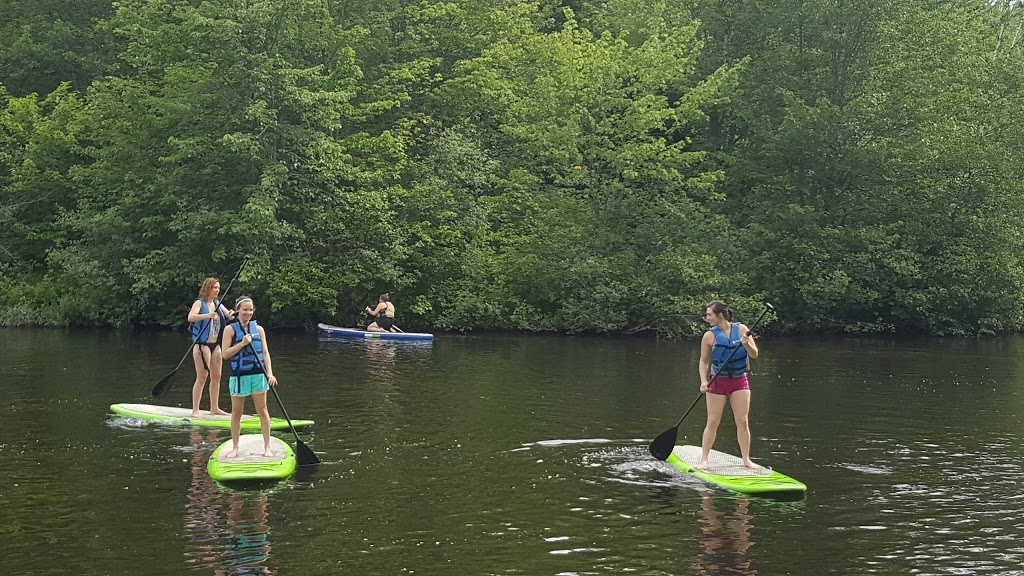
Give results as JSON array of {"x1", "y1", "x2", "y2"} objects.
[
  {"x1": 207, "y1": 435, "x2": 296, "y2": 482},
  {"x1": 109, "y1": 403, "x2": 314, "y2": 430},
  {"x1": 667, "y1": 445, "x2": 806, "y2": 496}
]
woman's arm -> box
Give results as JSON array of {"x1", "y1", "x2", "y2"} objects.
[
  {"x1": 698, "y1": 332, "x2": 714, "y2": 391},
  {"x1": 217, "y1": 303, "x2": 236, "y2": 321},
  {"x1": 187, "y1": 300, "x2": 215, "y2": 323},
  {"x1": 366, "y1": 303, "x2": 385, "y2": 317},
  {"x1": 739, "y1": 323, "x2": 759, "y2": 359},
  {"x1": 222, "y1": 325, "x2": 249, "y2": 360}
]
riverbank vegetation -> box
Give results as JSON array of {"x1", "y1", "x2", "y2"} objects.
[{"x1": 2, "y1": 0, "x2": 1023, "y2": 336}]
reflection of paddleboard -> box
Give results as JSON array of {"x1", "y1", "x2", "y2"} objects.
[
  {"x1": 109, "y1": 403, "x2": 314, "y2": 430},
  {"x1": 208, "y1": 435, "x2": 296, "y2": 482},
  {"x1": 667, "y1": 445, "x2": 806, "y2": 496},
  {"x1": 317, "y1": 323, "x2": 434, "y2": 341}
]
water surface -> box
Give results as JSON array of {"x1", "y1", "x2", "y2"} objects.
[{"x1": 1, "y1": 329, "x2": 1022, "y2": 575}]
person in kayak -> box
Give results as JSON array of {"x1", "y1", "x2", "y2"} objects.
[
  {"x1": 187, "y1": 277, "x2": 236, "y2": 417},
  {"x1": 365, "y1": 292, "x2": 398, "y2": 332},
  {"x1": 697, "y1": 300, "x2": 760, "y2": 470},
  {"x1": 221, "y1": 295, "x2": 277, "y2": 458}
]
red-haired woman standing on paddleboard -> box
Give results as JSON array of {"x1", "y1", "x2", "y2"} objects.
[{"x1": 187, "y1": 277, "x2": 236, "y2": 417}]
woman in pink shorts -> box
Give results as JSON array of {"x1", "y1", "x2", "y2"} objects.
[{"x1": 697, "y1": 300, "x2": 760, "y2": 470}]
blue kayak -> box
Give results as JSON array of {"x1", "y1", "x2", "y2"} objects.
[{"x1": 317, "y1": 323, "x2": 434, "y2": 341}]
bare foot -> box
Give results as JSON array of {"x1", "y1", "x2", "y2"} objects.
[
  {"x1": 742, "y1": 460, "x2": 763, "y2": 470},
  {"x1": 696, "y1": 460, "x2": 710, "y2": 471},
  {"x1": 263, "y1": 448, "x2": 273, "y2": 457},
  {"x1": 191, "y1": 412, "x2": 202, "y2": 418},
  {"x1": 225, "y1": 449, "x2": 239, "y2": 458},
  {"x1": 209, "y1": 409, "x2": 229, "y2": 416}
]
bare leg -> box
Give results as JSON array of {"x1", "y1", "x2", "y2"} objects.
[
  {"x1": 253, "y1": 392, "x2": 272, "y2": 457},
  {"x1": 699, "y1": 393, "x2": 728, "y2": 470},
  {"x1": 729, "y1": 390, "x2": 760, "y2": 469},
  {"x1": 207, "y1": 346, "x2": 227, "y2": 415},
  {"x1": 190, "y1": 345, "x2": 208, "y2": 418},
  {"x1": 366, "y1": 321, "x2": 383, "y2": 332},
  {"x1": 226, "y1": 394, "x2": 246, "y2": 458}
]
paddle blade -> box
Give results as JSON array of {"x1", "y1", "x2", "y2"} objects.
[
  {"x1": 649, "y1": 426, "x2": 679, "y2": 461},
  {"x1": 151, "y1": 370, "x2": 176, "y2": 397},
  {"x1": 295, "y1": 440, "x2": 321, "y2": 467}
]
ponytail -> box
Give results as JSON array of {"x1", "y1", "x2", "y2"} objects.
[{"x1": 706, "y1": 300, "x2": 732, "y2": 321}]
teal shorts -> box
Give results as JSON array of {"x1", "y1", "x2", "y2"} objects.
[{"x1": 229, "y1": 374, "x2": 269, "y2": 397}]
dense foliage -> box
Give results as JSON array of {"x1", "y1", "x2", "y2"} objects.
[{"x1": 2, "y1": 0, "x2": 1023, "y2": 336}]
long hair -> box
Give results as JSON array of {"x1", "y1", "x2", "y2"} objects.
[{"x1": 198, "y1": 277, "x2": 219, "y2": 300}]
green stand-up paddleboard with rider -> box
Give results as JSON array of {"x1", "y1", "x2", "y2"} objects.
[{"x1": 650, "y1": 302, "x2": 806, "y2": 497}]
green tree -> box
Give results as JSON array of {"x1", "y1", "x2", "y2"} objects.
[
  {"x1": 45, "y1": 0, "x2": 403, "y2": 326},
  {"x1": 420, "y1": 4, "x2": 746, "y2": 334},
  {"x1": 0, "y1": 0, "x2": 119, "y2": 96}
]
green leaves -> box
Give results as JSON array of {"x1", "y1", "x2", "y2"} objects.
[{"x1": 4, "y1": 0, "x2": 1023, "y2": 335}]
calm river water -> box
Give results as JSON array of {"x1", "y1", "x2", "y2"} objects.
[{"x1": 1, "y1": 328, "x2": 1023, "y2": 575}]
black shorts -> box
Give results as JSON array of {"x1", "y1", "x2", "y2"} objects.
[{"x1": 378, "y1": 316, "x2": 394, "y2": 330}]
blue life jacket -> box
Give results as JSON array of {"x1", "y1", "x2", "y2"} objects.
[
  {"x1": 191, "y1": 299, "x2": 222, "y2": 343},
  {"x1": 710, "y1": 322, "x2": 749, "y2": 378},
  {"x1": 229, "y1": 320, "x2": 264, "y2": 376}
]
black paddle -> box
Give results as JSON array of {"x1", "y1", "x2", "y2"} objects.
[
  {"x1": 150, "y1": 348, "x2": 194, "y2": 397},
  {"x1": 151, "y1": 258, "x2": 249, "y2": 397},
  {"x1": 648, "y1": 302, "x2": 775, "y2": 461},
  {"x1": 246, "y1": 343, "x2": 321, "y2": 467}
]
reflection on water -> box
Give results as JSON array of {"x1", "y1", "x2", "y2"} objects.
[
  {"x1": 692, "y1": 494, "x2": 756, "y2": 576},
  {"x1": 183, "y1": 429, "x2": 274, "y2": 575},
  {"x1": 315, "y1": 335, "x2": 433, "y2": 384},
  {"x1": 362, "y1": 340, "x2": 398, "y2": 382}
]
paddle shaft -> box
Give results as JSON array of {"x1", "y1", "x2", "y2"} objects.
[
  {"x1": 243, "y1": 340, "x2": 321, "y2": 466},
  {"x1": 243, "y1": 343, "x2": 296, "y2": 442},
  {"x1": 671, "y1": 304, "x2": 772, "y2": 427},
  {"x1": 217, "y1": 258, "x2": 248, "y2": 307},
  {"x1": 188, "y1": 256, "x2": 250, "y2": 348},
  {"x1": 166, "y1": 347, "x2": 194, "y2": 378},
  {"x1": 688, "y1": 303, "x2": 770, "y2": 414},
  {"x1": 671, "y1": 389, "x2": 707, "y2": 430},
  {"x1": 648, "y1": 303, "x2": 774, "y2": 460},
  {"x1": 151, "y1": 258, "x2": 249, "y2": 397},
  {"x1": 189, "y1": 257, "x2": 250, "y2": 332},
  {"x1": 664, "y1": 359, "x2": 735, "y2": 432}
]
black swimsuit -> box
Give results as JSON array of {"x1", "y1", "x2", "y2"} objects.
[{"x1": 195, "y1": 306, "x2": 223, "y2": 370}]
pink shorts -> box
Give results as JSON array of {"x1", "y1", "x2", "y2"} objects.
[{"x1": 709, "y1": 374, "x2": 749, "y2": 396}]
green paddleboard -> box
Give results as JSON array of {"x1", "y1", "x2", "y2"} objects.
[
  {"x1": 109, "y1": 403, "x2": 314, "y2": 430},
  {"x1": 667, "y1": 445, "x2": 806, "y2": 496},
  {"x1": 208, "y1": 435, "x2": 296, "y2": 482}
]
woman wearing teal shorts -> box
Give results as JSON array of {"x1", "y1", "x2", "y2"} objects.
[{"x1": 221, "y1": 295, "x2": 277, "y2": 458}]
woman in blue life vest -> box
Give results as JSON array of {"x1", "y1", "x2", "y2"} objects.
[
  {"x1": 221, "y1": 295, "x2": 277, "y2": 458},
  {"x1": 697, "y1": 300, "x2": 760, "y2": 470},
  {"x1": 365, "y1": 292, "x2": 398, "y2": 332},
  {"x1": 187, "y1": 277, "x2": 236, "y2": 418}
]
